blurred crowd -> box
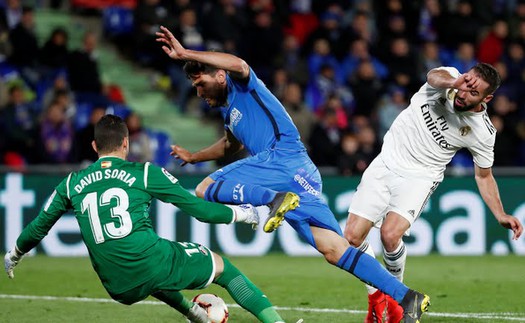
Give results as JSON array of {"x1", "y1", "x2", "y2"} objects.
[
  {"x1": 0, "y1": 0, "x2": 169, "y2": 170},
  {"x1": 2, "y1": 0, "x2": 525, "y2": 175}
]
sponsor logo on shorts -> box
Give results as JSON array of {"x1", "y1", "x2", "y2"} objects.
[{"x1": 294, "y1": 174, "x2": 320, "y2": 196}]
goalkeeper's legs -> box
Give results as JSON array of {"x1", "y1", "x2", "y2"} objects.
[
  {"x1": 152, "y1": 290, "x2": 193, "y2": 315},
  {"x1": 214, "y1": 255, "x2": 285, "y2": 323}
]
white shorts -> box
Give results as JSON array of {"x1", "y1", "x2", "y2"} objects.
[{"x1": 349, "y1": 157, "x2": 440, "y2": 228}]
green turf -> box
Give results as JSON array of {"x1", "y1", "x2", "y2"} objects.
[{"x1": 1, "y1": 255, "x2": 524, "y2": 322}]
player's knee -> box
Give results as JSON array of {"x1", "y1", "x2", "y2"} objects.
[
  {"x1": 343, "y1": 226, "x2": 365, "y2": 247},
  {"x1": 109, "y1": 293, "x2": 137, "y2": 306},
  {"x1": 195, "y1": 181, "x2": 209, "y2": 198},
  {"x1": 380, "y1": 227, "x2": 402, "y2": 251},
  {"x1": 319, "y1": 238, "x2": 350, "y2": 265}
]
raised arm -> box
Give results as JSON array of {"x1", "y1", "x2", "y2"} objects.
[
  {"x1": 474, "y1": 165, "x2": 523, "y2": 240},
  {"x1": 427, "y1": 67, "x2": 482, "y2": 91},
  {"x1": 156, "y1": 26, "x2": 250, "y2": 81},
  {"x1": 170, "y1": 130, "x2": 243, "y2": 166}
]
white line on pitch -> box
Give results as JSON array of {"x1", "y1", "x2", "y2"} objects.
[{"x1": 1, "y1": 294, "x2": 524, "y2": 322}]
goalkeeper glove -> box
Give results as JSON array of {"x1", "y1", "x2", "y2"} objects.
[
  {"x1": 186, "y1": 303, "x2": 211, "y2": 323},
  {"x1": 227, "y1": 204, "x2": 261, "y2": 230},
  {"x1": 5, "y1": 246, "x2": 24, "y2": 279}
]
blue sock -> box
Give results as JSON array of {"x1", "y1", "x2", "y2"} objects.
[
  {"x1": 336, "y1": 247, "x2": 409, "y2": 303},
  {"x1": 204, "y1": 180, "x2": 277, "y2": 205}
]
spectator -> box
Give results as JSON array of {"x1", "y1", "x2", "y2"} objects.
[
  {"x1": 201, "y1": 0, "x2": 247, "y2": 53},
  {"x1": 8, "y1": 6, "x2": 38, "y2": 87},
  {"x1": 133, "y1": 0, "x2": 174, "y2": 68},
  {"x1": 384, "y1": 36, "x2": 419, "y2": 92},
  {"x1": 38, "y1": 100, "x2": 73, "y2": 164},
  {"x1": 447, "y1": 42, "x2": 478, "y2": 72},
  {"x1": 354, "y1": 124, "x2": 380, "y2": 173},
  {"x1": 282, "y1": 81, "x2": 315, "y2": 145},
  {"x1": 168, "y1": 8, "x2": 205, "y2": 112},
  {"x1": 303, "y1": 6, "x2": 349, "y2": 59},
  {"x1": 347, "y1": 60, "x2": 384, "y2": 119},
  {"x1": 73, "y1": 106, "x2": 106, "y2": 164},
  {"x1": 490, "y1": 94, "x2": 521, "y2": 166},
  {"x1": 0, "y1": 0, "x2": 22, "y2": 31},
  {"x1": 67, "y1": 31, "x2": 108, "y2": 106},
  {"x1": 125, "y1": 112, "x2": 153, "y2": 163},
  {"x1": 39, "y1": 27, "x2": 69, "y2": 71},
  {"x1": 337, "y1": 132, "x2": 361, "y2": 176},
  {"x1": 439, "y1": 0, "x2": 481, "y2": 49},
  {"x1": 240, "y1": 9, "x2": 283, "y2": 84},
  {"x1": 377, "y1": 85, "x2": 407, "y2": 139},
  {"x1": 477, "y1": 19, "x2": 508, "y2": 65},
  {"x1": 417, "y1": 0, "x2": 442, "y2": 42},
  {"x1": 340, "y1": 38, "x2": 388, "y2": 83},
  {"x1": 308, "y1": 106, "x2": 343, "y2": 167},
  {"x1": 43, "y1": 74, "x2": 75, "y2": 117},
  {"x1": 417, "y1": 41, "x2": 442, "y2": 82},
  {"x1": 307, "y1": 38, "x2": 340, "y2": 82},
  {"x1": 273, "y1": 34, "x2": 308, "y2": 85},
  {"x1": 0, "y1": 83, "x2": 38, "y2": 163}
]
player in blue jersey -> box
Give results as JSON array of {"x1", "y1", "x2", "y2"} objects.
[{"x1": 156, "y1": 26, "x2": 430, "y2": 322}]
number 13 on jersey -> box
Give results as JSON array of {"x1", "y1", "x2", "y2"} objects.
[{"x1": 81, "y1": 187, "x2": 133, "y2": 244}]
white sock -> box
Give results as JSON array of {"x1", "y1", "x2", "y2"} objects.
[
  {"x1": 383, "y1": 241, "x2": 407, "y2": 282},
  {"x1": 358, "y1": 240, "x2": 379, "y2": 295}
]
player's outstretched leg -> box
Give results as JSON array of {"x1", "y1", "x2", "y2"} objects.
[
  {"x1": 399, "y1": 290, "x2": 431, "y2": 323},
  {"x1": 263, "y1": 192, "x2": 300, "y2": 232},
  {"x1": 152, "y1": 290, "x2": 209, "y2": 323},
  {"x1": 214, "y1": 257, "x2": 285, "y2": 323}
]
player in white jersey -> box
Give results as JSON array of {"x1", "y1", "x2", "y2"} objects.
[{"x1": 344, "y1": 63, "x2": 523, "y2": 323}]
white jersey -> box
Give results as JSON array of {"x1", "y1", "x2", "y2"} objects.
[{"x1": 380, "y1": 67, "x2": 496, "y2": 182}]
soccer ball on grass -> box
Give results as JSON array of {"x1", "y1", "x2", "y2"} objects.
[{"x1": 189, "y1": 293, "x2": 229, "y2": 323}]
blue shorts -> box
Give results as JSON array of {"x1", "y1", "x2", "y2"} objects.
[{"x1": 210, "y1": 148, "x2": 342, "y2": 247}]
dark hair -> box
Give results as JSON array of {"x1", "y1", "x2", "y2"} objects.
[
  {"x1": 183, "y1": 61, "x2": 219, "y2": 78},
  {"x1": 94, "y1": 114, "x2": 128, "y2": 154},
  {"x1": 471, "y1": 63, "x2": 501, "y2": 95}
]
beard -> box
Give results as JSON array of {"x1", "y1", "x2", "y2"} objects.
[
  {"x1": 453, "y1": 96, "x2": 478, "y2": 112},
  {"x1": 204, "y1": 85, "x2": 228, "y2": 108}
]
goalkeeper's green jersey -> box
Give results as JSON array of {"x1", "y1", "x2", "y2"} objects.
[{"x1": 16, "y1": 157, "x2": 235, "y2": 294}]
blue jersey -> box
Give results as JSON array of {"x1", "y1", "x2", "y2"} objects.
[{"x1": 220, "y1": 68, "x2": 304, "y2": 155}]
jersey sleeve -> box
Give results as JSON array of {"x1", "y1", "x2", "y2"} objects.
[
  {"x1": 227, "y1": 67, "x2": 261, "y2": 93},
  {"x1": 468, "y1": 135, "x2": 495, "y2": 168},
  {"x1": 16, "y1": 175, "x2": 72, "y2": 253},
  {"x1": 144, "y1": 163, "x2": 234, "y2": 224}
]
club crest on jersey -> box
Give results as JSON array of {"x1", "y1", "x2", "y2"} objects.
[
  {"x1": 230, "y1": 107, "x2": 243, "y2": 126},
  {"x1": 460, "y1": 126, "x2": 471, "y2": 136},
  {"x1": 162, "y1": 168, "x2": 178, "y2": 184},
  {"x1": 101, "y1": 161, "x2": 112, "y2": 168}
]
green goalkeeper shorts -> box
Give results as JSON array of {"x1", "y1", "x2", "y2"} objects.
[{"x1": 109, "y1": 239, "x2": 215, "y2": 305}]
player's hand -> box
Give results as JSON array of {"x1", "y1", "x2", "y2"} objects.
[
  {"x1": 4, "y1": 247, "x2": 24, "y2": 279},
  {"x1": 452, "y1": 73, "x2": 480, "y2": 92},
  {"x1": 498, "y1": 214, "x2": 523, "y2": 240},
  {"x1": 170, "y1": 145, "x2": 193, "y2": 166},
  {"x1": 228, "y1": 204, "x2": 260, "y2": 230},
  {"x1": 187, "y1": 303, "x2": 211, "y2": 323},
  {"x1": 155, "y1": 26, "x2": 186, "y2": 60}
]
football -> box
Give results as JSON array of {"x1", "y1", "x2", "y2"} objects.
[{"x1": 190, "y1": 293, "x2": 229, "y2": 323}]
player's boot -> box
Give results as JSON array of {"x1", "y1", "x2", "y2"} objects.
[
  {"x1": 399, "y1": 290, "x2": 430, "y2": 323},
  {"x1": 365, "y1": 290, "x2": 387, "y2": 323},
  {"x1": 386, "y1": 295, "x2": 404, "y2": 323},
  {"x1": 263, "y1": 192, "x2": 300, "y2": 233}
]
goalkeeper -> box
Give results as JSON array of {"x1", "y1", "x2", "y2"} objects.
[{"x1": 4, "y1": 114, "x2": 297, "y2": 323}]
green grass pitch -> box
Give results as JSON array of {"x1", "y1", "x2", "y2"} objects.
[{"x1": 1, "y1": 254, "x2": 524, "y2": 323}]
